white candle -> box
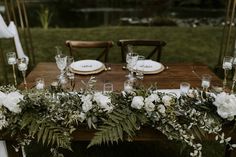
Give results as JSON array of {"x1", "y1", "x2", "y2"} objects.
[
  {"x1": 223, "y1": 62, "x2": 232, "y2": 70},
  {"x1": 8, "y1": 57, "x2": 16, "y2": 65},
  {"x1": 36, "y1": 82, "x2": 45, "y2": 90},
  {"x1": 201, "y1": 80, "x2": 210, "y2": 88},
  {"x1": 124, "y1": 84, "x2": 133, "y2": 92},
  {"x1": 18, "y1": 63, "x2": 27, "y2": 71},
  {"x1": 180, "y1": 82, "x2": 190, "y2": 94}
]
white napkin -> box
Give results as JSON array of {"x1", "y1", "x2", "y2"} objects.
[
  {"x1": 135, "y1": 60, "x2": 162, "y2": 72},
  {"x1": 0, "y1": 14, "x2": 13, "y2": 38},
  {"x1": 70, "y1": 60, "x2": 103, "y2": 72},
  {"x1": 0, "y1": 140, "x2": 8, "y2": 157}
]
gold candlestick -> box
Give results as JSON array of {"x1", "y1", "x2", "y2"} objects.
[{"x1": 22, "y1": 71, "x2": 27, "y2": 90}]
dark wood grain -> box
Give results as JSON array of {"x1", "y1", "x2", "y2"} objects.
[{"x1": 22, "y1": 62, "x2": 222, "y2": 91}]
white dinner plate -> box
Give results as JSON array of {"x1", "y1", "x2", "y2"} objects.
[
  {"x1": 70, "y1": 60, "x2": 104, "y2": 72},
  {"x1": 134, "y1": 60, "x2": 164, "y2": 74}
]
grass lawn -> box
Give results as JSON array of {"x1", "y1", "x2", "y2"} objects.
[
  {"x1": 0, "y1": 26, "x2": 228, "y2": 156},
  {"x1": 27, "y1": 26, "x2": 223, "y2": 69}
]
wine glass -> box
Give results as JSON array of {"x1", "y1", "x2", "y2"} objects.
[
  {"x1": 231, "y1": 57, "x2": 236, "y2": 93},
  {"x1": 17, "y1": 58, "x2": 28, "y2": 89},
  {"x1": 201, "y1": 74, "x2": 211, "y2": 92},
  {"x1": 55, "y1": 54, "x2": 67, "y2": 84},
  {"x1": 222, "y1": 56, "x2": 233, "y2": 90},
  {"x1": 135, "y1": 55, "x2": 145, "y2": 80},
  {"x1": 126, "y1": 52, "x2": 138, "y2": 80},
  {"x1": 6, "y1": 52, "x2": 17, "y2": 86},
  {"x1": 66, "y1": 56, "x2": 75, "y2": 90}
]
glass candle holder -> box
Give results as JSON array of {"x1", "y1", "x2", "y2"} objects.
[
  {"x1": 35, "y1": 77, "x2": 45, "y2": 90},
  {"x1": 17, "y1": 58, "x2": 28, "y2": 89},
  {"x1": 201, "y1": 74, "x2": 211, "y2": 91},
  {"x1": 124, "y1": 80, "x2": 133, "y2": 93},
  {"x1": 103, "y1": 82, "x2": 113, "y2": 94},
  {"x1": 6, "y1": 52, "x2": 17, "y2": 86},
  {"x1": 180, "y1": 82, "x2": 190, "y2": 95},
  {"x1": 222, "y1": 56, "x2": 233, "y2": 90}
]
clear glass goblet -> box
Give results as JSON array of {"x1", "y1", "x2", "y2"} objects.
[
  {"x1": 17, "y1": 58, "x2": 28, "y2": 89},
  {"x1": 66, "y1": 56, "x2": 75, "y2": 90},
  {"x1": 55, "y1": 54, "x2": 67, "y2": 84},
  {"x1": 6, "y1": 52, "x2": 17, "y2": 86},
  {"x1": 222, "y1": 56, "x2": 233, "y2": 90},
  {"x1": 126, "y1": 52, "x2": 138, "y2": 80},
  {"x1": 231, "y1": 57, "x2": 236, "y2": 93}
]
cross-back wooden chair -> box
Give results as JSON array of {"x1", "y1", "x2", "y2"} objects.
[
  {"x1": 65, "y1": 40, "x2": 114, "y2": 63},
  {"x1": 117, "y1": 39, "x2": 166, "y2": 62}
]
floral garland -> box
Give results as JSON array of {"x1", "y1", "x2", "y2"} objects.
[{"x1": 0, "y1": 82, "x2": 236, "y2": 157}]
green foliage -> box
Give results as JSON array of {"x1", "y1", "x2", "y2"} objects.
[
  {"x1": 88, "y1": 108, "x2": 148, "y2": 148},
  {"x1": 37, "y1": 6, "x2": 53, "y2": 30},
  {"x1": 20, "y1": 113, "x2": 71, "y2": 150}
]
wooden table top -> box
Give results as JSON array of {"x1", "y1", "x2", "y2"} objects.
[{"x1": 23, "y1": 62, "x2": 222, "y2": 91}]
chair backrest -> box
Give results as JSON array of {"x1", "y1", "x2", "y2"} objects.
[
  {"x1": 117, "y1": 39, "x2": 166, "y2": 62},
  {"x1": 65, "y1": 40, "x2": 114, "y2": 63}
]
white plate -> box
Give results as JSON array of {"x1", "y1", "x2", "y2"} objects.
[
  {"x1": 134, "y1": 60, "x2": 164, "y2": 74},
  {"x1": 70, "y1": 60, "x2": 104, "y2": 72}
]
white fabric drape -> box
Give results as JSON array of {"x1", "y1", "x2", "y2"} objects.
[
  {"x1": 0, "y1": 15, "x2": 13, "y2": 38},
  {"x1": 0, "y1": 14, "x2": 29, "y2": 63},
  {"x1": 0, "y1": 141, "x2": 8, "y2": 157}
]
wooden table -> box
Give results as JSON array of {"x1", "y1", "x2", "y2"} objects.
[
  {"x1": 23, "y1": 62, "x2": 222, "y2": 90},
  {"x1": 15, "y1": 62, "x2": 236, "y2": 157}
]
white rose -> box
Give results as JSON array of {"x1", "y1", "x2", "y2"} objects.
[
  {"x1": 146, "y1": 94, "x2": 160, "y2": 102},
  {"x1": 213, "y1": 92, "x2": 236, "y2": 120},
  {"x1": 94, "y1": 92, "x2": 112, "y2": 111},
  {"x1": 81, "y1": 95, "x2": 93, "y2": 112},
  {"x1": 131, "y1": 96, "x2": 144, "y2": 109},
  {"x1": 162, "y1": 95, "x2": 172, "y2": 106},
  {"x1": 0, "y1": 91, "x2": 6, "y2": 106},
  {"x1": 144, "y1": 101, "x2": 155, "y2": 112},
  {"x1": 2, "y1": 91, "x2": 23, "y2": 113},
  {"x1": 157, "y1": 104, "x2": 166, "y2": 114}
]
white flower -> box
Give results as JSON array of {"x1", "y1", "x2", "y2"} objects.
[
  {"x1": 78, "y1": 112, "x2": 86, "y2": 122},
  {"x1": 146, "y1": 94, "x2": 160, "y2": 102},
  {"x1": 93, "y1": 92, "x2": 113, "y2": 112},
  {"x1": 162, "y1": 95, "x2": 172, "y2": 106},
  {"x1": 213, "y1": 92, "x2": 236, "y2": 120},
  {"x1": 0, "y1": 91, "x2": 6, "y2": 106},
  {"x1": 131, "y1": 96, "x2": 144, "y2": 109},
  {"x1": 2, "y1": 91, "x2": 23, "y2": 113},
  {"x1": 157, "y1": 104, "x2": 166, "y2": 114},
  {"x1": 144, "y1": 94, "x2": 159, "y2": 112},
  {"x1": 144, "y1": 101, "x2": 155, "y2": 112},
  {"x1": 81, "y1": 94, "x2": 93, "y2": 112}
]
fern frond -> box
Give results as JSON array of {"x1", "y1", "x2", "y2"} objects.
[
  {"x1": 19, "y1": 113, "x2": 71, "y2": 150},
  {"x1": 88, "y1": 109, "x2": 140, "y2": 148}
]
